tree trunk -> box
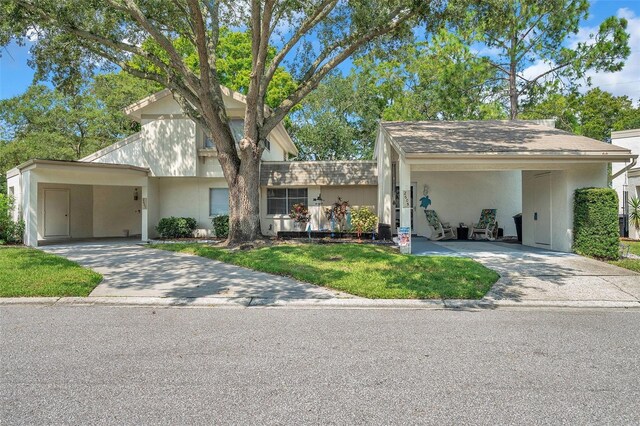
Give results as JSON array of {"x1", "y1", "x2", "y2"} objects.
[
  {"x1": 226, "y1": 153, "x2": 262, "y2": 244},
  {"x1": 509, "y1": 58, "x2": 518, "y2": 119}
]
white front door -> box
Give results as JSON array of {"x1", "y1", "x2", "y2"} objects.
[
  {"x1": 44, "y1": 189, "x2": 70, "y2": 237},
  {"x1": 533, "y1": 173, "x2": 551, "y2": 247}
]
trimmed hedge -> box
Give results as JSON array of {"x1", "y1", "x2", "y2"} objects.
[
  {"x1": 573, "y1": 188, "x2": 619, "y2": 260},
  {"x1": 156, "y1": 217, "x2": 197, "y2": 239},
  {"x1": 212, "y1": 215, "x2": 229, "y2": 238}
]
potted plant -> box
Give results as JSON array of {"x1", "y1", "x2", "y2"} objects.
[
  {"x1": 325, "y1": 197, "x2": 349, "y2": 233},
  {"x1": 289, "y1": 203, "x2": 310, "y2": 230}
]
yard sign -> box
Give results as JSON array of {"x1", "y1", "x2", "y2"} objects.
[{"x1": 398, "y1": 227, "x2": 411, "y2": 254}]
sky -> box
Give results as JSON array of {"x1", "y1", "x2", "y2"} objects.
[{"x1": 1, "y1": 0, "x2": 640, "y2": 102}]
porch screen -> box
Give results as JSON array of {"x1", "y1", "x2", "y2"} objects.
[
  {"x1": 209, "y1": 188, "x2": 230, "y2": 216},
  {"x1": 267, "y1": 188, "x2": 307, "y2": 215}
]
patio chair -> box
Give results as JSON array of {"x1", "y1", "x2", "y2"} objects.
[
  {"x1": 470, "y1": 209, "x2": 498, "y2": 241},
  {"x1": 424, "y1": 210, "x2": 457, "y2": 241}
]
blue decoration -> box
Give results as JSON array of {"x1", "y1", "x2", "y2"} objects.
[{"x1": 419, "y1": 195, "x2": 432, "y2": 209}]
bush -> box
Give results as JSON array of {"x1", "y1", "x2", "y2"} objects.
[
  {"x1": 155, "y1": 216, "x2": 197, "y2": 239},
  {"x1": 0, "y1": 194, "x2": 24, "y2": 244},
  {"x1": 350, "y1": 206, "x2": 378, "y2": 233},
  {"x1": 573, "y1": 188, "x2": 619, "y2": 260},
  {"x1": 212, "y1": 215, "x2": 229, "y2": 239}
]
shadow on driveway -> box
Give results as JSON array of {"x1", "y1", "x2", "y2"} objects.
[{"x1": 41, "y1": 243, "x2": 347, "y2": 300}]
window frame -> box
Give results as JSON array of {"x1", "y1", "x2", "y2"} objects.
[
  {"x1": 209, "y1": 187, "x2": 230, "y2": 217},
  {"x1": 266, "y1": 187, "x2": 308, "y2": 216}
]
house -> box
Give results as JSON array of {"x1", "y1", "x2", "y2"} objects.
[
  {"x1": 6, "y1": 88, "x2": 636, "y2": 252},
  {"x1": 612, "y1": 128, "x2": 640, "y2": 239}
]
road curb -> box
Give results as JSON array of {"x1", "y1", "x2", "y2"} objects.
[{"x1": 1, "y1": 296, "x2": 639, "y2": 309}]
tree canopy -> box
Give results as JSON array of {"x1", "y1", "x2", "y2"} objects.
[
  {"x1": 450, "y1": 0, "x2": 630, "y2": 118},
  {"x1": 1, "y1": 0, "x2": 441, "y2": 242}
]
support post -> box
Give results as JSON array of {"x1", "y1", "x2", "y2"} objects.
[{"x1": 398, "y1": 156, "x2": 411, "y2": 254}]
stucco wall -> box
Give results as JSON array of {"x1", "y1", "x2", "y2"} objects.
[
  {"x1": 37, "y1": 183, "x2": 94, "y2": 240},
  {"x1": 91, "y1": 137, "x2": 149, "y2": 169},
  {"x1": 156, "y1": 177, "x2": 227, "y2": 236},
  {"x1": 411, "y1": 171, "x2": 522, "y2": 237},
  {"x1": 142, "y1": 118, "x2": 197, "y2": 177},
  {"x1": 522, "y1": 163, "x2": 608, "y2": 253},
  {"x1": 93, "y1": 185, "x2": 142, "y2": 237},
  {"x1": 611, "y1": 133, "x2": 640, "y2": 214}
]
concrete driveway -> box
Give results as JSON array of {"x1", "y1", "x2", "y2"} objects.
[
  {"x1": 41, "y1": 242, "x2": 347, "y2": 300},
  {"x1": 413, "y1": 239, "x2": 640, "y2": 304}
]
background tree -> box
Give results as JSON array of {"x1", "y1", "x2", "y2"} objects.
[
  {"x1": 451, "y1": 0, "x2": 630, "y2": 118},
  {"x1": 0, "y1": 75, "x2": 160, "y2": 191},
  {"x1": 521, "y1": 88, "x2": 640, "y2": 141},
  {"x1": 1, "y1": 0, "x2": 443, "y2": 243},
  {"x1": 292, "y1": 30, "x2": 506, "y2": 160}
]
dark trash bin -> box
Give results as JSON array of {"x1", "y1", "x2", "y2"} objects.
[
  {"x1": 378, "y1": 223, "x2": 392, "y2": 240},
  {"x1": 619, "y1": 214, "x2": 628, "y2": 238},
  {"x1": 513, "y1": 213, "x2": 522, "y2": 242}
]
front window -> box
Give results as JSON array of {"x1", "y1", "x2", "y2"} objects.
[
  {"x1": 209, "y1": 188, "x2": 230, "y2": 216},
  {"x1": 203, "y1": 120, "x2": 269, "y2": 150},
  {"x1": 267, "y1": 188, "x2": 307, "y2": 215}
]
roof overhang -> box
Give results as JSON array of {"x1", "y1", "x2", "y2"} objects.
[
  {"x1": 611, "y1": 128, "x2": 640, "y2": 139},
  {"x1": 11, "y1": 159, "x2": 150, "y2": 175},
  {"x1": 403, "y1": 152, "x2": 638, "y2": 163},
  {"x1": 378, "y1": 121, "x2": 636, "y2": 164}
]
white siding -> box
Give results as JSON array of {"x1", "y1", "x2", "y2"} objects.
[{"x1": 611, "y1": 133, "x2": 640, "y2": 214}]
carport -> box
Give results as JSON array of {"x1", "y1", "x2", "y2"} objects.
[
  {"x1": 6, "y1": 160, "x2": 151, "y2": 247},
  {"x1": 375, "y1": 120, "x2": 637, "y2": 253}
]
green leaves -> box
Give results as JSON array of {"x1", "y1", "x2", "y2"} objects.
[{"x1": 449, "y1": 0, "x2": 630, "y2": 118}]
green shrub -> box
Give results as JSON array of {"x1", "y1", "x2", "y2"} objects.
[
  {"x1": 212, "y1": 215, "x2": 229, "y2": 238},
  {"x1": 573, "y1": 188, "x2": 619, "y2": 260},
  {"x1": 350, "y1": 207, "x2": 378, "y2": 233},
  {"x1": 0, "y1": 194, "x2": 24, "y2": 244},
  {"x1": 155, "y1": 216, "x2": 197, "y2": 239}
]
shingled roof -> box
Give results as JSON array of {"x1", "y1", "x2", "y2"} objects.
[
  {"x1": 380, "y1": 120, "x2": 634, "y2": 159},
  {"x1": 260, "y1": 161, "x2": 377, "y2": 186}
]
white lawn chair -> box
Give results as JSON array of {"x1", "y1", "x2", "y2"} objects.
[
  {"x1": 470, "y1": 209, "x2": 498, "y2": 241},
  {"x1": 425, "y1": 210, "x2": 457, "y2": 241}
]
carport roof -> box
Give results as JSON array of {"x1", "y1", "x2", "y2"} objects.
[
  {"x1": 380, "y1": 120, "x2": 635, "y2": 160},
  {"x1": 8, "y1": 159, "x2": 149, "y2": 177}
]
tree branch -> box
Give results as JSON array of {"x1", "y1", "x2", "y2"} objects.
[{"x1": 263, "y1": 6, "x2": 416, "y2": 135}]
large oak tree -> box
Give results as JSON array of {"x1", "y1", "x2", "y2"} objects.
[{"x1": 1, "y1": 0, "x2": 442, "y2": 243}]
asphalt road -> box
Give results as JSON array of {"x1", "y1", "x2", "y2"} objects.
[{"x1": 1, "y1": 306, "x2": 639, "y2": 425}]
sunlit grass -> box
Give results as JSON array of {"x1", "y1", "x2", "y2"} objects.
[
  {"x1": 150, "y1": 243, "x2": 499, "y2": 299},
  {"x1": 0, "y1": 247, "x2": 102, "y2": 297}
]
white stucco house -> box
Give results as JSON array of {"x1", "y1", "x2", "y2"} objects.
[
  {"x1": 612, "y1": 128, "x2": 640, "y2": 239},
  {"x1": 6, "y1": 87, "x2": 637, "y2": 252}
]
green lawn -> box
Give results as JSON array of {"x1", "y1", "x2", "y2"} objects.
[
  {"x1": 612, "y1": 240, "x2": 640, "y2": 272},
  {"x1": 0, "y1": 247, "x2": 102, "y2": 297},
  {"x1": 150, "y1": 243, "x2": 500, "y2": 299},
  {"x1": 623, "y1": 240, "x2": 640, "y2": 256}
]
